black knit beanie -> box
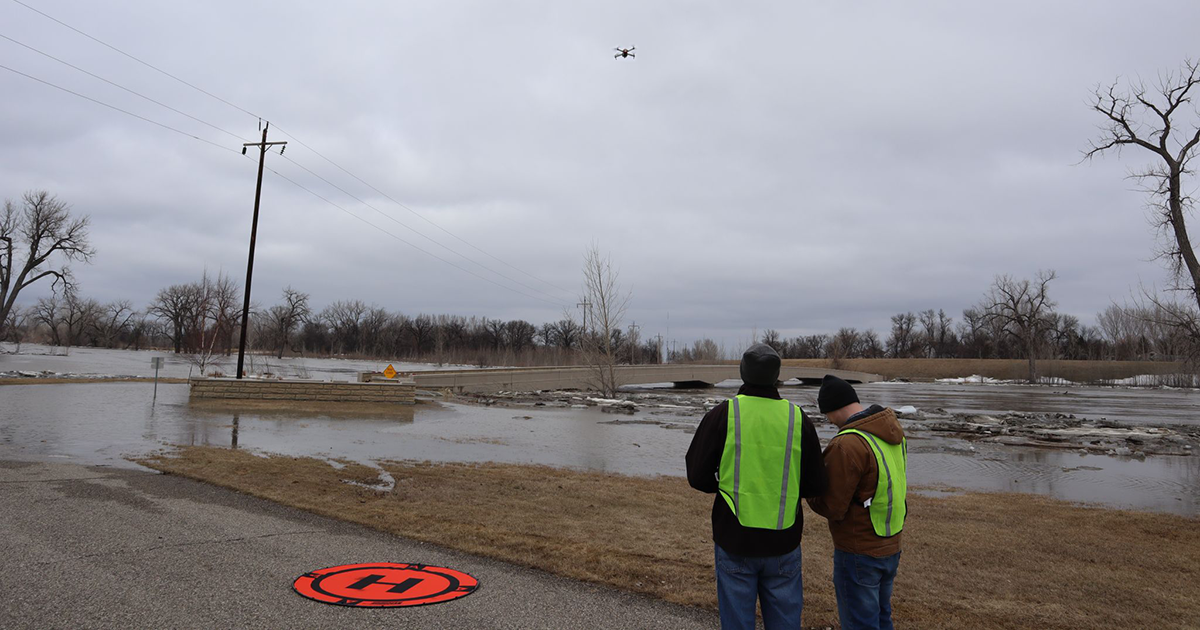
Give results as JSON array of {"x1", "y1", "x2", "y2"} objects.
[
  {"x1": 739, "y1": 343, "x2": 781, "y2": 386},
  {"x1": 817, "y1": 374, "x2": 859, "y2": 413}
]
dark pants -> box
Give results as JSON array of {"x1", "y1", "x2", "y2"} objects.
[
  {"x1": 714, "y1": 543, "x2": 803, "y2": 629},
  {"x1": 833, "y1": 548, "x2": 900, "y2": 630}
]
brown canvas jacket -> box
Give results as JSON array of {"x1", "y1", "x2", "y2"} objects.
[{"x1": 806, "y1": 406, "x2": 905, "y2": 557}]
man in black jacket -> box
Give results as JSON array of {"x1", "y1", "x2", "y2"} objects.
[{"x1": 686, "y1": 344, "x2": 826, "y2": 629}]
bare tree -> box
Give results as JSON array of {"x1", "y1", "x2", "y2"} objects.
[
  {"x1": 210, "y1": 274, "x2": 241, "y2": 356},
  {"x1": 1085, "y1": 61, "x2": 1200, "y2": 316},
  {"x1": 0, "y1": 191, "x2": 94, "y2": 339},
  {"x1": 505, "y1": 320, "x2": 537, "y2": 353},
  {"x1": 185, "y1": 272, "x2": 238, "y2": 374},
  {"x1": 91, "y1": 300, "x2": 137, "y2": 348},
  {"x1": 826, "y1": 327, "x2": 863, "y2": 366},
  {"x1": 580, "y1": 244, "x2": 631, "y2": 397},
  {"x1": 2, "y1": 303, "x2": 30, "y2": 351},
  {"x1": 265, "y1": 286, "x2": 310, "y2": 358},
  {"x1": 150, "y1": 283, "x2": 196, "y2": 354},
  {"x1": 958, "y1": 307, "x2": 991, "y2": 358},
  {"x1": 792, "y1": 334, "x2": 828, "y2": 359},
  {"x1": 323, "y1": 300, "x2": 367, "y2": 355},
  {"x1": 978, "y1": 271, "x2": 1058, "y2": 382},
  {"x1": 407, "y1": 314, "x2": 436, "y2": 356},
  {"x1": 860, "y1": 329, "x2": 884, "y2": 358},
  {"x1": 761, "y1": 329, "x2": 783, "y2": 353},
  {"x1": 32, "y1": 288, "x2": 97, "y2": 348},
  {"x1": 31, "y1": 293, "x2": 63, "y2": 346},
  {"x1": 886, "y1": 312, "x2": 918, "y2": 358}
]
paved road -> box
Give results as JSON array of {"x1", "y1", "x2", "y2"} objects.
[{"x1": 0, "y1": 459, "x2": 718, "y2": 629}]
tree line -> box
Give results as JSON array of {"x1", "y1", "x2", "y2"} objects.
[
  {"x1": 6, "y1": 267, "x2": 1191, "y2": 382},
  {"x1": 1, "y1": 272, "x2": 664, "y2": 369},
  {"x1": 746, "y1": 272, "x2": 1197, "y2": 382}
]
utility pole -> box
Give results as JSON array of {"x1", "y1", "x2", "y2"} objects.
[
  {"x1": 235, "y1": 122, "x2": 286, "y2": 379},
  {"x1": 654, "y1": 334, "x2": 663, "y2": 365},
  {"x1": 576, "y1": 300, "x2": 593, "y2": 333},
  {"x1": 628, "y1": 321, "x2": 640, "y2": 364}
]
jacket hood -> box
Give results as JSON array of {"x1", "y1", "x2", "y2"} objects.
[{"x1": 841, "y1": 407, "x2": 904, "y2": 445}]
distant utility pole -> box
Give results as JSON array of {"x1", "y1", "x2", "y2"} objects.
[
  {"x1": 235, "y1": 121, "x2": 286, "y2": 380},
  {"x1": 576, "y1": 300, "x2": 593, "y2": 332},
  {"x1": 629, "y1": 321, "x2": 640, "y2": 364},
  {"x1": 654, "y1": 334, "x2": 663, "y2": 364}
]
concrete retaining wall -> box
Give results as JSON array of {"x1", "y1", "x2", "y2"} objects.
[{"x1": 189, "y1": 377, "x2": 415, "y2": 404}]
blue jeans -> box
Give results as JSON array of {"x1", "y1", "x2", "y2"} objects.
[
  {"x1": 833, "y1": 548, "x2": 901, "y2": 630},
  {"x1": 714, "y1": 543, "x2": 803, "y2": 630}
]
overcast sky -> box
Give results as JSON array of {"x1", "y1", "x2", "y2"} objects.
[{"x1": 3, "y1": 0, "x2": 1198, "y2": 349}]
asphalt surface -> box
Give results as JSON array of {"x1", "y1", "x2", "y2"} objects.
[{"x1": 0, "y1": 459, "x2": 719, "y2": 629}]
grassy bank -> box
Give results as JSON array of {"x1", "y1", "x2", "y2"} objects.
[
  {"x1": 139, "y1": 447, "x2": 1200, "y2": 629},
  {"x1": 770, "y1": 358, "x2": 1188, "y2": 383}
]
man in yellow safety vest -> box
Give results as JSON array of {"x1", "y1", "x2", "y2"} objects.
[
  {"x1": 807, "y1": 375, "x2": 907, "y2": 630},
  {"x1": 686, "y1": 344, "x2": 826, "y2": 629}
]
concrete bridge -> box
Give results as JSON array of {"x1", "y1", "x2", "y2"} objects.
[{"x1": 362, "y1": 364, "x2": 881, "y2": 394}]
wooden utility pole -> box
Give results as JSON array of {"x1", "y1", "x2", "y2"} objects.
[
  {"x1": 576, "y1": 300, "x2": 593, "y2": 332},
  {"x1": 235, "y1": 122, "x2": 286, "y2": 379}
]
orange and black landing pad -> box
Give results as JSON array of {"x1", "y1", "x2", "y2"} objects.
[{"x1": 293, "y1": 562, "x2": 479, "y2": 608}]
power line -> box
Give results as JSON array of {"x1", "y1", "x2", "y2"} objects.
[
  {"x1": 0, "y1": 31, "x2": 248, "y2": 142},
  {"x1": 0, "y1": 59, "x2": 566, "y2": 309},
  {"x1": 9, "y1": 0, "x2": 575, "y2": 300},
  {"x1": 8, "y1": 0, "x2": 576, "y2": 304},
  {"x1": 257, "y1": 157, "x2": 568, "y2": 308},
  {"x1": 9, "y1": 0, "x2": 261, "y2": 120},
  {"x1": 0, "y1": 63, "x2": 236, "y2": 153},
  {"x1": 271, "y1": 125, "x2": 577, "y2": 299},
  {"x1": 277, "y1": 152, "x2": 569, "y2": 303}
]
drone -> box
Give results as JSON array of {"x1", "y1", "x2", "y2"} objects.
[{"x1": 614, "y1": 46, "x2": 635, "y2": 59}]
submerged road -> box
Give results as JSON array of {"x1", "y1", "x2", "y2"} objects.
[{"x1": 0, "y1": 460, "x2": 718, "y2": 629}]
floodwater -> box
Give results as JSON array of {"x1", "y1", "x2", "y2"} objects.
[
  {"x1": 633, "y1": 380, "x2": 1200, "y2": 427},
  {"x1": 1, "y1": 378, "x2": 1198, "y2": 516},
  {"x1": 853, "y1": 381, "x2": 1200, "y2": 427}
]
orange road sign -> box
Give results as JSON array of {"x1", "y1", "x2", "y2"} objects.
[{"x1": 383, "y1": 364, "x2": 398, "y2": 379}]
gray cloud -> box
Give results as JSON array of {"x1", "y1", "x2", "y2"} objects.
[{"x1": 2, "y1": 0, "x2": 1196, "y2": 349}]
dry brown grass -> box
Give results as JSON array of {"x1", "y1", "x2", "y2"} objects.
[
  {"x1": 770, "y1": 358, "x2": 1187, "y2": 383},
  {"x1": 138, "y1": 447, "x2": 1200, "y2": 629},
  {"x1": 0, "y1": 376, "x2": 189, "y2": 386}
]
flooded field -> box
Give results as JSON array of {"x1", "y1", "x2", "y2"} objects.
[
  {"x1": 1, "y1": 374, "x2": 1197, "y2": 516},
  {"x1": 0, "y1": 343, "x2": 460, "y2": 380}
]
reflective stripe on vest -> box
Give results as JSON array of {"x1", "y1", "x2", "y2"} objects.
[
  {"x1": 838, "y1": 428, "x2": 907, "y2": 537},
  {"x1": 717, "y1": 395, "x2": 802, "y2": 530}
]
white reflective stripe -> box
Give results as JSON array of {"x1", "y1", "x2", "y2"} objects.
[
  {"x1": 732, "y1": 397, "x2": 741, "y2": 515},
  {"x1": 776, "y1": 404, "x2": 796, "y2": 530},
  {"x1": 861, "y1": 432, "x2": 895, "y2": 537}
]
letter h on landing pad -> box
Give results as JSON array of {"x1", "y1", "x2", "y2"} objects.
[{"x1": 346, "y1": 573, "x2": 424, "y2": 594}]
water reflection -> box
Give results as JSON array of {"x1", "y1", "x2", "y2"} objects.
[{"x1": 231, "y1": 414, "x2": 239, "y2": 449}]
